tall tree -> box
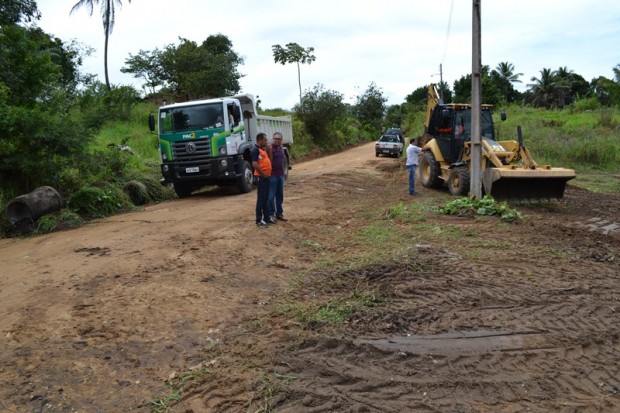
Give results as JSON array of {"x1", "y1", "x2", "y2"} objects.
[
  {"x1": 155, "y1": 35, "x2": 243, "y2": 100},
  {"x1": 527, "y1": 68, "x2": 562, "y2": 108},
  {"x1": 453, "y1": 66, "x2": 502, "y2": 106},
  {"x1": 295, "y1": 83, "x2": 345, "y2": 143},
  {"x1": 494, "y1": 62, "x2": 522, "y2": 103},
  {"x1": 353, "y1": 82, "x2": 387, "y2": 135},
  {"x1": 272, "y1": 42, "x2": 316, "y2": 106},
  {"x1": 0, "y1": 0, "x2": 39, "y2": 25},
  {"x1": 121, "y1": 49, "x2": 164, "y2": 95},
  {"x1": 70, "y1": 0, "x2": 131, "y2": 90}
]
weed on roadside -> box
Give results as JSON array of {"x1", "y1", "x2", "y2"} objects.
[{"x1": 439, "y1": 195, "x2": 525, "y2": 223}]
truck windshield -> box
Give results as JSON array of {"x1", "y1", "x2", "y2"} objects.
[{"x1": 160, "y1": 103, "x2": 224, "y2": 133}]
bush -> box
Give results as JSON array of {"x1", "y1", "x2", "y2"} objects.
[
  {"x1": 68, "y1": 185, "x2": 133, "y2": 218},
  {"x1": 34, "y1": 210, "x2": 83, "y2": 235}
]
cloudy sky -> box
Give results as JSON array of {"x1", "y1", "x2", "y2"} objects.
[{"x1": 35, "y1": 0, "x2": 620, "y2": 110}]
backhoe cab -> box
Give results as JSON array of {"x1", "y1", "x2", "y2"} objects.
[{"x1": 419, "y1": 84, "x2": 575, "y2": 200}]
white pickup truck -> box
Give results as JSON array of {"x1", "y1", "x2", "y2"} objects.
[{"x1": 375, "y1": 133, "x2": 403, "y2": 158}]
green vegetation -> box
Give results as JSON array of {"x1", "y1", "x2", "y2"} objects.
[
  {"x1": 439, "y1": 195, "x2": 525, "y2": 223},
  {"x1": 278, "y1": 288, "x2": 382, "y2": 329}
]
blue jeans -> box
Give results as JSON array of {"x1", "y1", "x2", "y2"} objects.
[
  {"x1": 268, "y1": 175, "x2": 285, "y2": 217},
  {"x1": 407, "y1": 164, "x2": 417, "y2": 194},
  {"x1": 255, "y1": 176, "x2": 270, "y2": 222}
]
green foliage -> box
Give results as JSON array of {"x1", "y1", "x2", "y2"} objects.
[
  {"x1": 157, "y1": 35, "x2": 244, "y2": 100},
  {"x1": 1, "y1": 0, "x2": 40, "y2": 25},
  {"x1": 496, "y1": 106, "x2": 620, "y2": 171},
  {"x1": 0, "y1": 25, "x2": 72, "y2": 106},
  {"x1": 121, "y1": 48, "x2": 165, "y2": 94},
  {"x1": 439, "y1": 195, "x2": 524, "y2": 223},
  {"x1": 386, "y1": 201, "x2": 426, "y2": 222},
  {"x1": 68, "y1": 185, "x2": 133, "y2": 218},
  {"x1": 33, "y1": 210, "x2": 83, "y2": 235},
  {"x1": 295, "y1": 83, "x2": 346, "y2": 143},
  {"x1": 282, "y1": 288, "x2": 382, "y2": 328},
  {"x1": 453, "y1": 66, "x2": 503, "y2": 105},
  {"x1": 352, "y1": 82, "x2": 387, "y2": 136},
  {"x1": 570, "y1": 96, "x2": 601, "y2": 112},
  {"x1": 77, "y1": 80, "x2": 140, "y2": 128},
  {"x1": 272, "y1": 42, "x2": 316, "y2": 105},
  {"x1": 151, "y1": 389, "x2": 182, "y2": 413}
]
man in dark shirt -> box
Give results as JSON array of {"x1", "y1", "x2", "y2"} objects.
[{"x1": 268, "y1": 132, "x2": 288, "y2": 221}]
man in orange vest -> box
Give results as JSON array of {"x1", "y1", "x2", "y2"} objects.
[{"x1": 252, "y1": 133, "x2": 276, "y2": 227}]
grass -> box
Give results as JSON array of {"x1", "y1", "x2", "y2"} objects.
[
  {"x1": 570, "y1": 173, "x2": 620, "y2": 194},
  {"x1": 496, "y1": 105, "x2": 620, "y2": 174}
]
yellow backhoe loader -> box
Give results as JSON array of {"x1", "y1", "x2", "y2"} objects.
[{"x1": 419, "y1": 84, "x2": 575, "y2": 200}]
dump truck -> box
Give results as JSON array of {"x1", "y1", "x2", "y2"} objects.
[
  {"x1": 419, "y1": 84, "x2": 575, "y2": 200},
  {"x1": 148, "y1": 94, "x2": 293, "y2": 197}
]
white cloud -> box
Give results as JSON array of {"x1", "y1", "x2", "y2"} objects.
[{"x1": 36, "y1": 0, "x2": 620, "y2": 110}]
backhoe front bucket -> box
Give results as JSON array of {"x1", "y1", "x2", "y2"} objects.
[{"x1": 482, "y1": 167, "x2": 576, "y2": 200}]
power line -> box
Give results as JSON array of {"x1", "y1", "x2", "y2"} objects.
[{"x1": 441, "y1": 0, "x2": 455, "y2": 66}]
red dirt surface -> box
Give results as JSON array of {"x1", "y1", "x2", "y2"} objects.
[{"x1": 1, "y1": 142, "x2": 619, "y2": 412}]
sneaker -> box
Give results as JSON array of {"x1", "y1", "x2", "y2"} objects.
[
  {"x1": 266, "y1": 218, "x2": 278, "y2": 225},
  {"x1": 276, "y1": 216, "x2": 288, "y2": 221},
  {"x1": 409, "y1": 192, "x2": 417, "y2": 195},
  {"x1": 256, "y1": 220, "x2": 268, "y2": 227}
]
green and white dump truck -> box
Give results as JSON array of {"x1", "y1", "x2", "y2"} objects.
[{"x1": 148, "y1": 94, "x2": 293, "y2": 197}]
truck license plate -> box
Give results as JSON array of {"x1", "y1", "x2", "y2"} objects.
[
  {"x1": 383, "y1": 150, "x2": 390, "y2": 153},
  {"x1": 186, "y1": 167, "x2": 199, "y2": 173}
]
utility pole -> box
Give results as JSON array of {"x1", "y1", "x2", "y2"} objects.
[
  {"x1": 432, "y1": 64, "x2": 444, "y2": 101},
  {"x1": 470, "y1": 0, "x2": 482, "y2": 199}
]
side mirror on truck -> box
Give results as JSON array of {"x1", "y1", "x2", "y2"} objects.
[{"x1": 148, "y1": 113, "x2": 155, "y2": 132}]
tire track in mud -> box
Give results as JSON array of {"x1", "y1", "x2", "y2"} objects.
[{"x1": 276, "y1": 246, "x2": 620, "y2": 412}]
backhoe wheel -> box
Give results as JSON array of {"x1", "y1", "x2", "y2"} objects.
[
  {"x1": 173, "y1": 182, "x2": 193, "y2": 198},
  {"x1": 420, "y1": 151, "x2": 443, "y2": 188},
  {"x1": 236, "y1": 160, "x2": 254, "y2": 193},
  {"x1": 448, "y1": 167, "x2": 471, "y2": 196}
]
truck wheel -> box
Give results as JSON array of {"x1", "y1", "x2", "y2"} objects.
[
  {"x1": 448, "y1": 167, "x2": 471, "y2": 196},
  {"x1": 420, "y1": 151, "x2": 443, "y2": 188},
  {"x1": 173, "y1": 182, "x2": 193, "y2": 198},
  {"x1": 236, "y1": 160, "x2": 254, "y2": 193}
]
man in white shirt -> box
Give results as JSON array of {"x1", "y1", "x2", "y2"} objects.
[{"x1": 405, "y1": 138, "x2": 423, "y2": 195}]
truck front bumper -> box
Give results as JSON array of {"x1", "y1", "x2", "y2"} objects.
[{"x1": 160, "y1": 156, "x2": 243, "y2": 185}]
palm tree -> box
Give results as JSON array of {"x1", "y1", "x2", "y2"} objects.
[
  {"x1": 272, "y1": 43, "x2": 316, "y2": 106},
  {"x1": 495, "y1": 62, "x2": 523, "y2": 102},
  {"x1": 613, "y1": 64, "x2": 620, "y2": 83},
  {"x1": 70, "y1": 0, "x2": 131, "y2": 90},
  {"x1": 528, "y1": 68, "x2": 564, "y2": 108}
]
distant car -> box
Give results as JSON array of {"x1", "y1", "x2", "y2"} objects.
[{"x1": 375, "y1": 134, "x2": 403, "y2": 158}]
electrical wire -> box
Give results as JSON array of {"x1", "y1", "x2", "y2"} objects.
[{"x1": 441, "y1": 0, "x2": 455, "y2": 67}]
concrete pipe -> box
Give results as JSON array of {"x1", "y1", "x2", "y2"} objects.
[{"x1": 5, "y1": 186, "x2": 65, "y2": 225}]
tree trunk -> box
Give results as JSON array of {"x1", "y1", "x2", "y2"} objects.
[
  {"x1": 297, "y1": 61, "x2": 302, "y2": 106},
  {"x1": 104, "y1": 0, "x2": 111, "y2": 90}
]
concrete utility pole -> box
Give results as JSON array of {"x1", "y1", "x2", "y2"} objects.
[{"x1": 470, "y1": 0, "x2": 483, "y2": 199}]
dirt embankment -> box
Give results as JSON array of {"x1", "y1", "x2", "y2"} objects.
[{"x1": 1, "y1": 142, "x2": 619, "y2": 412}]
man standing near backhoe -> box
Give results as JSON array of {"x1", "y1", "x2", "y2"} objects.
[{"x1": 405, "y1": 138, "x2": 423, "y2": 195}]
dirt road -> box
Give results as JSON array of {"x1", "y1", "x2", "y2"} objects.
[{"x1": 1, "y1": 142, "x2": 619, "y2": 412}]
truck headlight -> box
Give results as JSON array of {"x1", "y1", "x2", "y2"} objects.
[{"x1": 218, "y1": 147, "x2": 227, "y2": 156}]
